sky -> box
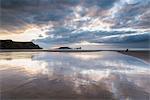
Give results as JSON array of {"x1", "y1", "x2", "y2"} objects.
[{"x1": 0, "y1": 0, "x2": 150, "y2": 48}]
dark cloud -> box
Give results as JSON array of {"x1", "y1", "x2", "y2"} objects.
[
  {"x1": 0, "y1": 0, "x2": 79, "y2": 32},
  {"x1": 84, "y1": 0, "x2": 117, "y2": 9},
  {"x1": 1, "y1": 0, "x2": 79, "y2": 9},
  {"x1": 0, "y1": 0, "x2": 118, "y2": 31}
]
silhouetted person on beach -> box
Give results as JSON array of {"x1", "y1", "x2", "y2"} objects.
[{"x1": 125, "y1": 49, "x2": 128, "y2": 52}]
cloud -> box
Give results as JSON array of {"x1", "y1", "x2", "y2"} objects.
[
  {"x1": 0, "y1": 0, "x2": 150, "y2": 47},
  {"x1": 0, "y1": 0, "x2": 79, "y2": 33},
  {"x1": 0, "y1": 0, "x2": 118, "y2": 32},
  {"x1": 93, "y1": 31, "x2": 150, "y2": 43},
  {"x1": 110, "y1": 0, "x2": 150, "y2": 29},
  {"x1": 34, "y1": 28, "x2": 150, "y2": 47},
  {"x1": 84, "y1": 0, "x2": 117, "y2": 9}
]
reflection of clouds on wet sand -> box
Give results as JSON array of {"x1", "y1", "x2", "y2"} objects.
[
  {"x1": 0, "y1": 59, "x2": 48, "y2": 75},
  {"x1": 0, "y1": 51, "x2": 150, "y2": 99},
  {"x1": 0, "y1": 52, "x2": 38, "y2": 60}
]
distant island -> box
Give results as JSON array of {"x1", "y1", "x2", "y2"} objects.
[
  {"x1": 57, "y1": 47, "x2": 72, "y2": 49},
  {"x1": 0, "y1": 40, "x2": 42, "y2": 49},
  {"x1": 57, "y1": 47, "x2": 81, "y2": 50}
]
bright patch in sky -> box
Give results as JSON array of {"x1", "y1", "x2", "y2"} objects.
[{"x1": 0, "y1": 28, "x2": 47, "y2": 41}]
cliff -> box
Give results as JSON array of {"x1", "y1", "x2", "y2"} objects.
[{"x1": 0, "y1": 40, "x2": 42, "y2": 49}]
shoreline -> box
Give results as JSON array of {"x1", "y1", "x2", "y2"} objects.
[{"x1": 0, "y1": 49, "x2": 150, "y2": 52}]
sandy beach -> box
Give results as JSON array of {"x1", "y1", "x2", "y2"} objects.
[{"x1": 120, "y1": 51, "x2": 150, "y2": 62}]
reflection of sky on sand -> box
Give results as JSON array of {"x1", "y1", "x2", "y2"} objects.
[{"x1": 0, "y1": 51, "x2": 150, "y2": 99}]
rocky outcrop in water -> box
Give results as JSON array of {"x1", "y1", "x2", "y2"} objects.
[{"x1": 57, "y1": 47, "x2": 72, "y2": 49}]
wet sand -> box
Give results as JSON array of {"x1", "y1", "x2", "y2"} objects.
[{"x1": 0, "y1": 51, "x2": 150, "y2": 100}]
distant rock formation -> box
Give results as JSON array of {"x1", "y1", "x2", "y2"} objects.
[
  {"x1": 57, "y1": 47, "x2": 82, "y2": 50},
  {"x1": 0, "y1": 40, "x2": 42, "y2": 49},
  {"x1": 57, "y1": 47, "x2": 72, "y2": 49}
]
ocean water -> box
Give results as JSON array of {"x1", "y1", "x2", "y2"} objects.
[{"x1": 0, "y1": 51, "x2": 150, "y2": 100}]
